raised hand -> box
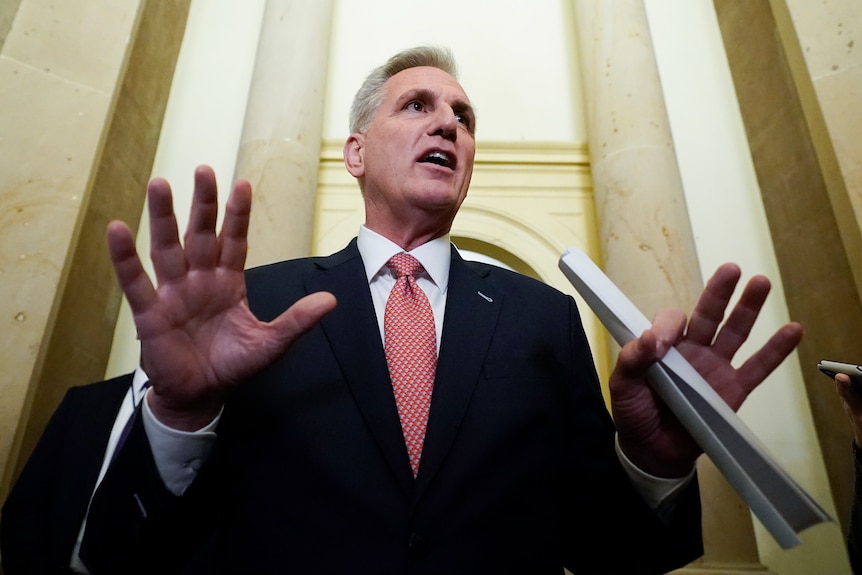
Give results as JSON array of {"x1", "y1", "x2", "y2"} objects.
[
  {"x1": 108, "y1": 166, "x2": 336, "y2": 430},
  {"x1": 609, "y1": 263, "x2": 803, "y2": 478},
  {"x1": 834, "y1": 373, "x2": 862, "y2": 447}
]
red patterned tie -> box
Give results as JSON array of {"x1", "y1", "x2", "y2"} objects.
[{"x1": 384, "y1": 253, "x2": 437, "y2": 477}]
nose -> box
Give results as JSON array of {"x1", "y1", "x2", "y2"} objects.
[{"x1": 431, "y1": 106, "x2": 458, "y2": 142}]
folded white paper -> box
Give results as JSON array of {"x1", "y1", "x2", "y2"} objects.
[{"x1": 559, "y1": 247, "x2": 831, "y2": 549}]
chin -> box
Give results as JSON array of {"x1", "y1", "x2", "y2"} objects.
[{"x1": 414, "y1": 189, "x2": 464, "y2": 210}]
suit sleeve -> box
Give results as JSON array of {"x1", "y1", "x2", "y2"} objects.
[
  {"x1": 847, "y1": 444, "x2": 862, "y2": 573},
  {"x1": 1, "y1": 389, "x2": 81, "y2": 574},
  {"x1": 79, "y1": 410, "x2": 221, "y2": 575},
  {"x1": 560, "y1": 296, "x2": 703, "y2": 574}
]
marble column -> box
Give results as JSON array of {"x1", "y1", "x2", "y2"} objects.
[
  {"x1": 234, "y1": 0, "x2": 334, "y2": 268},
  {"x1": 779, "y1": 0, "x2": 862, "y2": 534},
  {"x1": 0, "y1": 0, "x2": 189, "y2": 500},
  {"x1": 572, "y1": 0, "x2": 766, "y2": 571},
  {"x1": 714, "y1": 1, "x2": 862, "y2": 567},
  {"x1": 779, "y1": 0, "x2": 862, "y2": 285}
]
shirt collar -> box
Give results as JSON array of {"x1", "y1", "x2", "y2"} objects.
[
  {"x1": 357, "y1": 225, "x2": 451, "y2": 295},
  {"x1": 132, "y1": 366, "x2": 150, "y2": 406}
]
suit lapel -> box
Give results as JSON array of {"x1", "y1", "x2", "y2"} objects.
[
  {"x1": 415, "y1": 248, "x2": 501, "y2": 495},
  {"x1": 63, "y1": 376, "x2": 133, "y2": 542},
  {"x1": 304, "y1": 242, "x2": 504, "y2": 497},
  {"x1": 307, "y1": 240, "x2": 416, "y2": 494}
]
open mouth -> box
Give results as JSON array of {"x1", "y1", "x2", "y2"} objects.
[{"x1": 418, "y1": 151, "x2": 455, "y2": 170}]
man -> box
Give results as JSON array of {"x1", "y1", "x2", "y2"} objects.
[
  {"x1": 830, "y1": 370, "x2": 862, "y2": 572},
  {"x1": 74, "y1": 47, "x2": 800, "y2": 573},
  {"x1": 0, "y1": 370, "x2": 149, "y2": 574}
]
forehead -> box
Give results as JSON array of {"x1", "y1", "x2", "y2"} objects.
[{"x1": 383, "y1": 66, "x2": 471, "y2": 103}]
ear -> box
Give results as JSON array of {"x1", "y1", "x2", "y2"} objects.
[{"x1": 343, "y1": 133, "x2": 365, "y2": 178}]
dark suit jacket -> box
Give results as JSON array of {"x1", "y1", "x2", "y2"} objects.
[
  {"x1": 1, "y1": 374, "x2": 133, "y2": 574},
  {"x1": 849, "y1": 445, "x2": 862, "y2": 573},
  {"x1": 82, "y1": 240, "x2": 703, "y2": 574}
]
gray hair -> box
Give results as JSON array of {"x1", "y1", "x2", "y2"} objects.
[{"x1": 349, "y1": 46, "x2": 459, "y2": 134}]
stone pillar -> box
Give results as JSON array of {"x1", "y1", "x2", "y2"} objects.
[
  {"x1": 714, "y1": 0, "x2": 862, "y2": 559},
  {"x1": 774, "y1": 3, "x2": 862, "y2": 570},
  {"x1": 572, "y1": 0, "x2": 765, "y2": 571},
  {"x1": 0, "y1": 0, "x2": 189, "y2": 500},
  {"x1": 234, "y1": 0, "x2": 334, "y2": 267},
  {"x1": 778, "y1": 0, "x2": 862, "y2": 287}
]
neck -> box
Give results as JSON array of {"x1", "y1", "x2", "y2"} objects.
[{"x1": 364, "y1": 221, "x2": 451, "y2": 252}]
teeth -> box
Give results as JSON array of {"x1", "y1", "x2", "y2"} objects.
[{"x1": 423, "y1": 152, "x2": 452, "y2": 167}]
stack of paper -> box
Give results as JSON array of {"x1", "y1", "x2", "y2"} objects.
[{"x1": 559, "y1": 247, "x2": 830, "y2": 549}]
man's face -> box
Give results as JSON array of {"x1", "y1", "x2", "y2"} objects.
[{"x1": 345, "y1": 66, "x2": 476, "y2": 240}]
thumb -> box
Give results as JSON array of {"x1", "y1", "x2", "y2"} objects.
[
  {"x1": 614, "y1": 329, "x2": 663, "y2": 382},
  {"x1": 269, "y1": 292, "x2": 337, "y2": 348}
]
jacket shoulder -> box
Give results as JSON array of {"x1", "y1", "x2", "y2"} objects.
[
  {"x1": 461, "y1": 259, "x2": 570, "y2": 301},
  {"x1": 243, "y1": 241, "x2": 361, "y2": 320},
  {"x1": 63, "y1": 372, "x2": 135, "y2": 405}
]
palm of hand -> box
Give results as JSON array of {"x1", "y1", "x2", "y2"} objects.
[
  {"x1": 135, "y1": 266, "x2": 273, "y2": 411},
  {"x1": 109, "y1": 167, "x2": 335, "y2": 429}
]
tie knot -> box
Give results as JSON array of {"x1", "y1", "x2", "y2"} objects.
[{"x1": 387, "y1": 253, "x2": 424, "y2": 279}]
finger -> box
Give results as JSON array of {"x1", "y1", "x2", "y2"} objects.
[
  {"x1": 835, "y1": 373, "x2": 855, "y2": 402},
  {"x1": 611, "y1": 310, "x2": 684, "y2": 391},
  {"x1": 218, "y1": 179, "x2": 252, "y2": 272},
  {"x1": 835, "y1": 374, "x2": 862, "y2": 444},
  {"x1": 107, "y1": 220, "x2": 158, "y2": 314},
  {"x1": 184, "y1": 165, "x2": 220, "y2": 270},
  {"x1": 710, "y1": 275, "x2": 771, "y2": 359},
  {"x1": 734, "y1": 321, "x2": 803, "y2": 397},
  {"x1": 147, "y1": 178, "x2": 187, "y2": 285},
  {"x1": 648, "y1": 308, "x2": 687, "y2": 356},
  {"x1": 684, "y1": 263, "x2": 741, "y2": 347},
  {"x1": 609, "y1": 330, "x2": 664, "y2": 416},
  {"x1": 835, "y1": 373, "x2": 862, "y2": 405},
  {"x1": 268, "y1": 292, "x2": 337, "y2": 351},
  {"x1": 614, "y1": 328, "x2": 662, "y2": 380}
]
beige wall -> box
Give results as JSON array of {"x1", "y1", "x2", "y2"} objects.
[
  {"x1": 1, "y1": 2, "x2": 135, "y2": 493},
  {"x1": 0, "y1": 0, "x2": 21, "y2": 47},
  {"x1": 784, "y1": 0, "x2": 862, "y2": 248},
  {"x1": 322, "y1": 0, "x2": 585, "y2": 143},
  {"x1": 0, "y1": 0, "x2": 190, "y2": 503}
]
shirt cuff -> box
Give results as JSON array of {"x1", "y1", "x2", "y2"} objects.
[
  {"x1": 141, "y1": 390, "x2": 221, "y2": 496},
  {"x1": 615, "y1": 435, "x2": 695, "y2": 510}
]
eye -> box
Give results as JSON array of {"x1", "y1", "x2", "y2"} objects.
[
  {"x1": 406, "y1": 100, "x2": 425, "y2": 112},
  {"x1": 455, "y1": 111, "x2": 475, "y2": 134}
]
